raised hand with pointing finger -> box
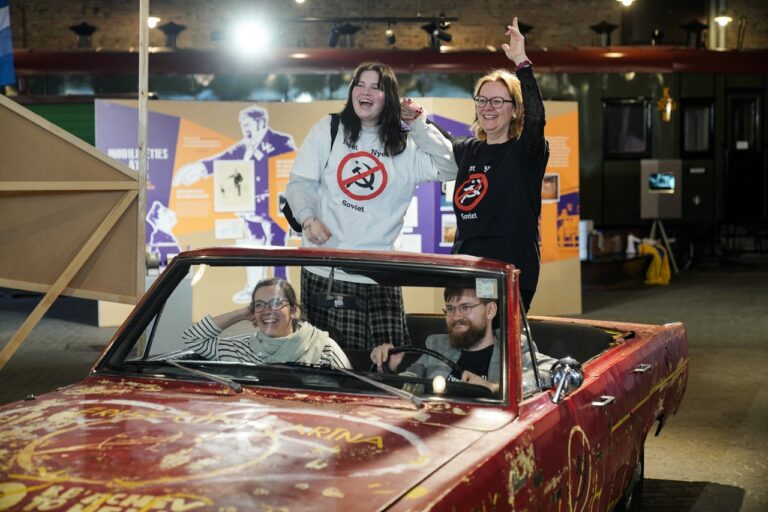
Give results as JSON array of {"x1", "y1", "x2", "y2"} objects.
[{"x1": 502, "y1": 17, "x2": 529, "y2": 66}]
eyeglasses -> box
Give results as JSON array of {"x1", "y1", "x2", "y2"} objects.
[
  {"x1": 249, "y1": 298, "x2": 290, "y2": 313},
  {"x1": 443, "y1": 302, "x2": 484, "y2": 316},
  {"x1": 473, "y1": 96, "x2": 515, "y2": 109}
]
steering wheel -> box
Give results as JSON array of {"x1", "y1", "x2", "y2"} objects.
[{"x1": 370, "y1": 346, "x2": 464, "y2": 375}]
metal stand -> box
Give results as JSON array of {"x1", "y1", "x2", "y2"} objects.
[{"x1": 649, "y1": 218, "x2": 679, "y2": 274}]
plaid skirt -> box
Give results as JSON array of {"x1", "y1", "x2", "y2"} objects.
[{"x1": 301, "y1": 268, "x2": 411, "y2": 350}]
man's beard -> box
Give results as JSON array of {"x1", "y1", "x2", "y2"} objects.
[{"x1": 448, "y1": 320, "x2": 486, "y2": 349}]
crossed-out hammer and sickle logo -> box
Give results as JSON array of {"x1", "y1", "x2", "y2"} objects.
[
  {"x1": 454, "y1": 173, "x2": 489, "y2": 211},
  {"x1": 337, "y1": 152, "x2": 388, "y2": 201}
]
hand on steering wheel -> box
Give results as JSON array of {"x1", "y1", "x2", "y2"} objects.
[{"x1": 369, "y1": 346, "x2": 463, "y2": 375}]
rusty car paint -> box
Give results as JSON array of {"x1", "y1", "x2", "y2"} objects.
[
  {"x1": 0, "y1": 376, "x2": 516, "y2": 511},
  {"x1": 384, "y1": 320, "x2": 688, "y2": 512}
]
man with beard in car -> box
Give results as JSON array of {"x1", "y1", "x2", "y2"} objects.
[{"x1": 370, "y1": 287, "x2": 554, "y2": 394}]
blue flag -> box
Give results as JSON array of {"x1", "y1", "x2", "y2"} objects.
[{"x1": 0, "y1": 0, "x2": 16, "y2": 87}]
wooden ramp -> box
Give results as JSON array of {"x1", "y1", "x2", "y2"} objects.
[{"x1": 0, "y1": 94, "x2": 143, "y2": 369}]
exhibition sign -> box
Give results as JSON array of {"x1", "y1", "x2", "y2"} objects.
[{"x1": 95, "y1": 98, "x2": 579, "y2": 314}]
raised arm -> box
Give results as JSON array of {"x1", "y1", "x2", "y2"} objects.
[
  {"x1": 503, "y1": 17, "x2": 547, "y2": 163},
  {"x1": 400, "y1": 99, "x2": 458, "y2": 182},
  {"x1": 181, "y1": 307, "x2": 253, "y2": 359}
]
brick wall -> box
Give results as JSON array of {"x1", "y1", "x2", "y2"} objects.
[
  {"x1": 725, "y1": 0, "x2": 768, "y2": 50},
  {"x1": 8, "y1": 0, "x2": 768, "y2": 51}
]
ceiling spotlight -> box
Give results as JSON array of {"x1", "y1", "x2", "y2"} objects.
[
  {"x1": 147, "y1": 16, "x2": 161, "y2": 29},
  {"x1": 232, "y1": 19, "x2": 271, "y2": 56},
  {"x1": 158, "y1": 21, "x2": 187, "y2": 50},
  {"x1": 328, "y1": 22, "x2": 361, "y2": 48},
  {"x1": 328, "y1": 26, "x2": 341, "y2": 48},
  {"x1": 714, "y1": 15, "x2": 733, "y2": 27},
  {"x1": 69, "y1": 21, "x2": 98, "y2": 49},
  {"x1": 421, "y1": 20, "x2": 452, "y2": 50},
  {"x1": 616, "y1": 0, "x2": 634, "y2": 6},
  {"x1": 385, "y1": 24, "x2": 396, "y2": 45},
  {"x1": 590, "y1": 20, "x2": 618, "y2": 47}
]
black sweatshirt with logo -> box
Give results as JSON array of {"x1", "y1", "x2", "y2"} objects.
[{"x1": 451, "y1": 66, "x2": 550, "y2": 298}]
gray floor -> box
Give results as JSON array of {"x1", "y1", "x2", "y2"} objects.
[{"x1": 1, "y1": 258, "x2": 767, "y2": 511}]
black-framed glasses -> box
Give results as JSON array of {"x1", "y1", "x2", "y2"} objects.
[
  {"x1": 443, "y1": 302, "x2": 484, "y2": 316},
  {"x1": 473, "y1": 96, "x2": 515, "y2": 109},
  {"x1": 249, "y1": 298, "x2": 290, "y2": 313}
]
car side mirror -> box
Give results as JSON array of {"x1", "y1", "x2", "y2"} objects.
[{"x1": 549, "y1": 357, "x2": 583, "y2": 403}]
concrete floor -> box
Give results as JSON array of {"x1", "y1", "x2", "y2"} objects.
[
  {"x1": 1, "y1": 258, "x2": 767, "y2": 511},
  {"x1": 572, "y1": 258, "x2": 768, "y2": 512}
]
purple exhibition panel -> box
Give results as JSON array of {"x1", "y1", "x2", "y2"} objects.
[
  {"x1": 412, "y1": 183, "x2": 444, "y2": 254},
  {"x1": 95, "y1": 101, "x2": 180, "y2": 247},
  {"x1": 430, "y1": 114, "x2": 474, "y2": 138}
]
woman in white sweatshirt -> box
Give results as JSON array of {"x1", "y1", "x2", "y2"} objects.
[{"x1": 286, "y1": 61, "x2": 457, "y2": 350}]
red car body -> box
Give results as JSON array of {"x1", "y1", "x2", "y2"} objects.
[{"x1": 0, "y1": 247, "x2": 688, "y2": 511}]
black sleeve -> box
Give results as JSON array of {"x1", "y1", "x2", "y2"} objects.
[
  {"x1": 517, "y1": 66, "x2": 548, "y2": 170},
  {"x1": 426, "y1": 118, "x2": 456, "y2": 143}
]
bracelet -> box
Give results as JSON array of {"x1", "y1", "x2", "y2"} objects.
[
  {"x1": 302, "y1": 217, "x2": 315, "y2": 231},
  {"x1": 514, "y1": 59, "x2": 532, "y2": 71}
]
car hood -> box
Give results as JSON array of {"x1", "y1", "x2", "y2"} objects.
[{"x1": 0, "y1": 376, "x2": 513, "y2": 511}]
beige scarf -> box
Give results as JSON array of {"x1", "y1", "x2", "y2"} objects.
[{"x1": 250, "y1": 321, "x2": 331, "y2": 364}]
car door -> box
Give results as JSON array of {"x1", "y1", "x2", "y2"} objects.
[
  {"x1": 600, "y1": 334, "x2": 672, "y2": 508},
  {"x1": 565, "y1": 358, "x2": 623, "y2": 511},
  {"x1": 515, "y1": 359, "x2": 620, "y2": 511}
]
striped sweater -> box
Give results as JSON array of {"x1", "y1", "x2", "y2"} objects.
[{"x1": 182, "y1": 315, "x2": 351, "y2": 369}]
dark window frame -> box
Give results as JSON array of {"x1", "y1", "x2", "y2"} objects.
[
  {"x1": 727, "y1": 93, "x2": 762, "y2": 153},
  {"x1": 680, "y1": 98, "x2": 715, "y2": 158},
  {"x1": 602, "y1": 98, "x2": 652, "y2": 160}
]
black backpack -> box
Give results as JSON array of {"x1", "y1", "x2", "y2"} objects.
[{"x1": 281, "y1": 113, "x2": 340, "y2": 233}]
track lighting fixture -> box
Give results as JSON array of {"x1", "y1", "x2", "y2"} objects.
[
  {"x1": 421, "y1": 20, "x2": 451, "y2": 50},
  {"x1": 385, "y1": 24, "x2": 396, "y2": 45},
  {"x1": 328, "y1": 22, "x2": 361, "y2": 48}
]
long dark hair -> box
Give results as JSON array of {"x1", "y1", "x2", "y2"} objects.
[{"x1": 339, "y1": 62, "x2": 407, "y2": 157}]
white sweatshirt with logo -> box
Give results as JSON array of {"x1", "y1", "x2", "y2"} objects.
[{"x1": 286, "y1": 115, "x2": 457, "y2": 250}]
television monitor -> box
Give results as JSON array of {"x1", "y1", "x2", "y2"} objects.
[
  {"x1": 649, "y1": 172, "x2": 675, "y2": 194},
  {"x1": 640, "y1": 159, "x2": 682, "y2": 219}
]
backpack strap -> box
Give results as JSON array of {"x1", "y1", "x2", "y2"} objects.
[
  {"x1": 330, "y1": 113, "x2": 340, "y2": 147},
  {"x1": 282, "y1": 113, "x2": 341, "y2": 234},
  {"x1": 323, "y1": 112, "x2": 341, "y2": 174}
]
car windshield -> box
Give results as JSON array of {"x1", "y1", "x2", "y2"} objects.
[{"x1": 99, "y1": 255, "x2": 546, "y2": 404}]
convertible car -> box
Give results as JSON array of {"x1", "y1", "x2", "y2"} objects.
[{"x1": 0, "y1": 247, "x2": 688, "y2": 512}]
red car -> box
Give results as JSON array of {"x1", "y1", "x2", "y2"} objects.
[{"x1": 0, "y1": 247, "x2": 688, "y2": 511}]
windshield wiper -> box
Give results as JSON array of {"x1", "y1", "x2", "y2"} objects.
[
  {"x1": 136, "y1": 351, "x2": 244, "y2": 393},
  {"x1": 165, "y1": 359, "x2": 243, "y2": 393},
  {"x1": 333, "y1": 367, "x2": 424, "y2": 408},
  {"x1": 262, "y1": 362, "x2": 423, "y2": 407}
]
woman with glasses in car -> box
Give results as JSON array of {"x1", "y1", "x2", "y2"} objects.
[
  {"x1": 182, "y1": 278, "x2": 351, "y2": 369},
  {"x1": 402, "y1": 18, "x2": 549, "y2": 311}
]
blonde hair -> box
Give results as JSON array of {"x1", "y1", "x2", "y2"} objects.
[{"x1": 472, "y1": 69, "x2": 524, "y2": 141}]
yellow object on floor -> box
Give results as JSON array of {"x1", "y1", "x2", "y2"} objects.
[{"x1": 638, "y1": 242, "x2": 671, "y2": 285}]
